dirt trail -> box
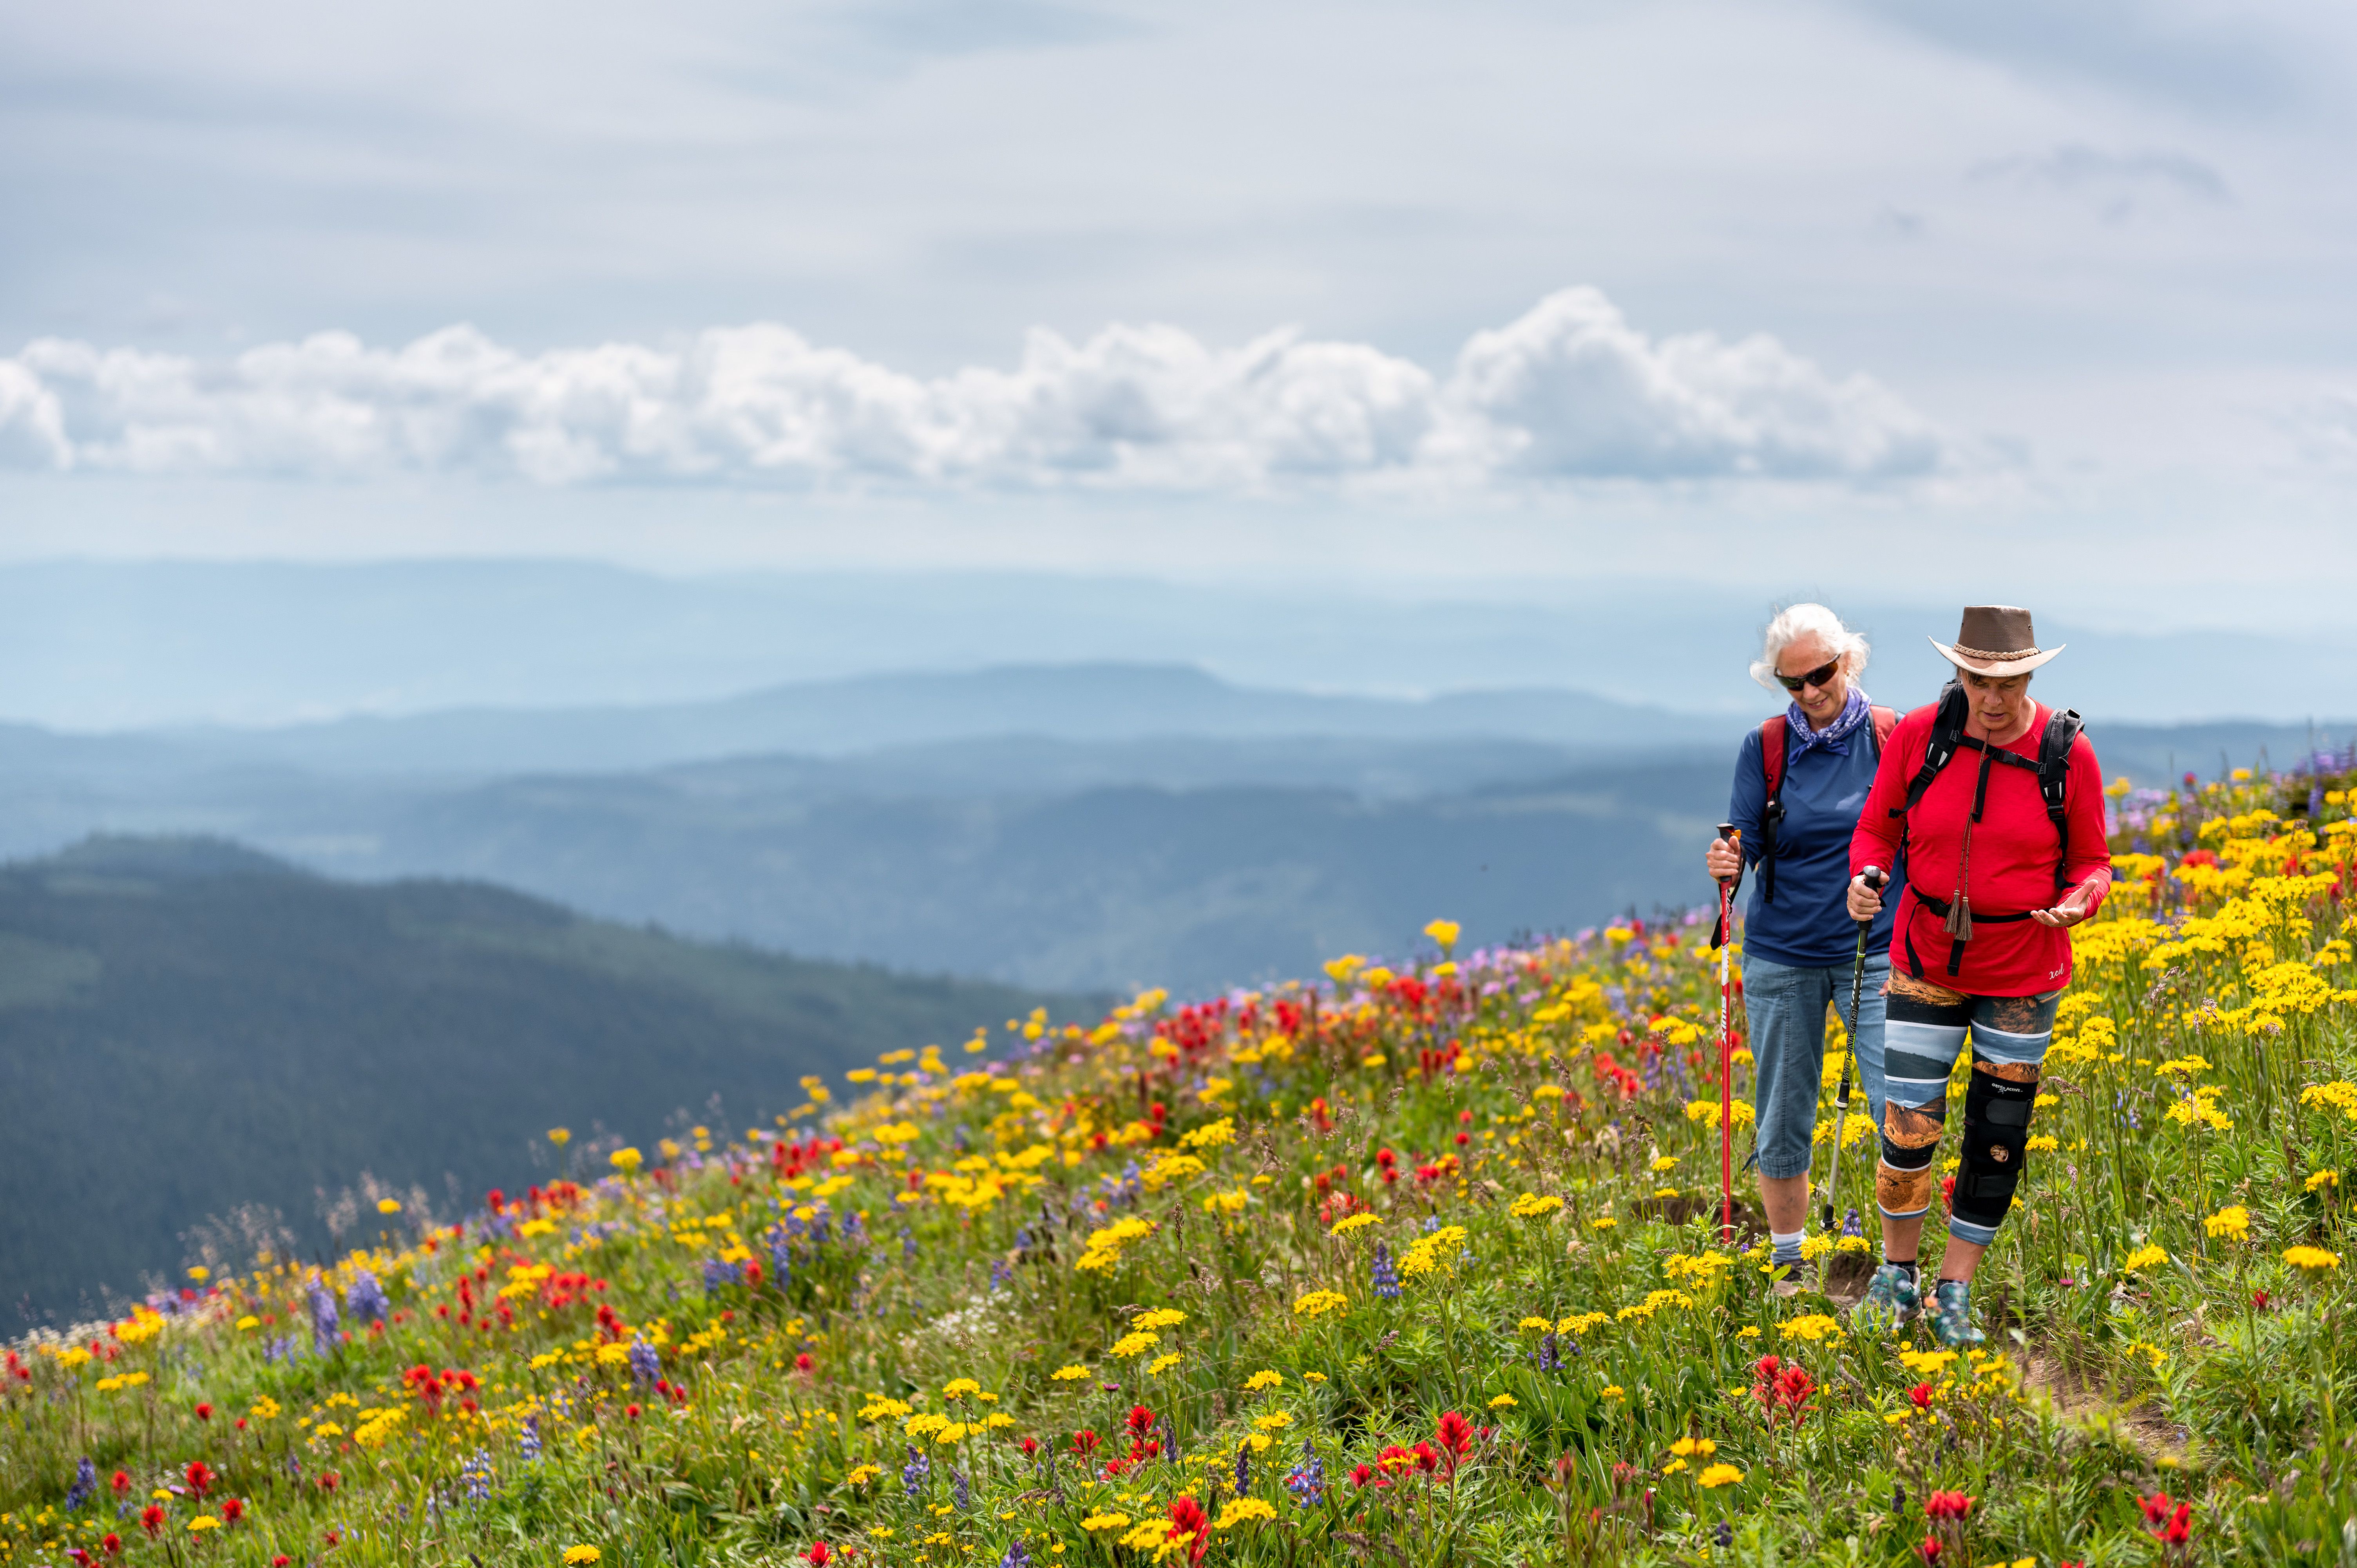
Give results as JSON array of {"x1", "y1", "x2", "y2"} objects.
[{"x1": 2010, "y1": 1343, "x2": 2189, "y2": 1463}]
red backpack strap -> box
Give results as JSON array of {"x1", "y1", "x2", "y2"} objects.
[
  {"x1": 1870, "y1": 705, "x2": 1898, "y2": 757},
  {"x1": 1757, "y1": 717, "x2": 1788, "y2": 905},
  {"x1": 1759, "y1": 716, "x2": 1788, "y2": 797}
]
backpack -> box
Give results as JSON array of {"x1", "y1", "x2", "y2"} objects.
[
  {"x1": 1757, "y1": 704, "x2": 1899, "y2": 907},
  {"x1": 1892, "y1": 681, "x2": 2084, "y2": 892},
  {"x1": 1890, "y1": 681, "x2": 2086, "y2": 976},
  {"x1": 1711, "y1": 704, "x2": 1896, "y2": 947}
]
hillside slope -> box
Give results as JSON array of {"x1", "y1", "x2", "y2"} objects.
[
  {"x1": 7, "y1": 763, "x2": 2355, "y2": 1564},
  {"x1": 0, "y1": 837, "x2": 1088, "y2": 1323}
]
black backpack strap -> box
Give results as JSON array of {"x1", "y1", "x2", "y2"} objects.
[
  {"x1": 2037, "y1": 707, "x2": 2085, "y2": 889},
  {"x1": 1758, "y1": 717, "x2": 1788, "y2": 906},
  {"x1": 1896, "y1": 681, "x2": 1968, "y2": 815}
]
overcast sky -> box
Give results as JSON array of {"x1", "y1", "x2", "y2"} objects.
[{"x1": 4, "y1": 0, "x2": 2355, "y2": 627}]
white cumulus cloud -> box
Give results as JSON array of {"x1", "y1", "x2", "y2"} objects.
[{"x1": 0, "y1": 288, "x2": 1967, "y2": 491}]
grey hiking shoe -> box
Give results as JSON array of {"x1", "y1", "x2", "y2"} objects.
[
  {"x1": 1853, "y1": 1263, "x2": 1919, "y2": 1333},
  {"x1": 1930, "y1": 1280, "x2": 1985, "y2": 1349}
]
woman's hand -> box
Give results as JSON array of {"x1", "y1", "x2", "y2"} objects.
[
  {"x1": 2031, "y1": 876, "x2": 2106, "y2": 928},
  {"x1": 1846, "y1": 874, "x2": 1884, "y2": 922},
  {"x1": 1705, "y1": 836, "x2": 1742, "y2": 884}
]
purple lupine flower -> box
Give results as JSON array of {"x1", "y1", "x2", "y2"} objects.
[
  {"x1": 1534, "y1": 1333, "x2": 1561, "y2": 1373},
  {"x1": 307, "y1": 1279, "x2": 340, "y2": 1354},
  {"x1": 460, "y1": 1450, "x2": 494, "y2": 1501},
  {"x1": 952, "y1": 1467, "x2": 970, "y2": 1510},
  {"x1": 989, "y1": 1259, "x2": 1011, "y2": 1292},
  {"x1": 1371, "y1": 1242, "x2": 1400, "y2": 1300},
  {"x1": 346, "y1": 1270, "x2": 389, "y2": 1324},
  {"x1": 702, "y1": 1258, "x2": 740, "y2": 1294},
  {"x1": 1283, "y1": 1443, "x2": 1325, "y2": 1506},
  {"x1": 520, "y1": 1415, "x2": 542, "y2": 1462},
  {"x1": 902, "y1": 1445, "x2": 930, "y2": 1497},
  {"x1": 64, "y1": 1456, "x2": 96, "y2": 1512},
  {"x1": 628, "y1": 1339, "x2": 661, "y2": 1387},
  {"x1": 998, "y1": 1543, "x2": 1032, "y2": 1568},
  {"x1": 1234, "y1": 1443, "x2": 1251, "y2": 1494}
]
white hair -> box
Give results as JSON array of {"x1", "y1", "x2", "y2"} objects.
[{"x1": 1750, "y1": 602, "x2": 1870, "y2": 693}]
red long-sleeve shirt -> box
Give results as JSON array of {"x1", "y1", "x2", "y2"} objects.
[{"x1": 1849, "y1": 701, "x2": 2111, "y2": 996}]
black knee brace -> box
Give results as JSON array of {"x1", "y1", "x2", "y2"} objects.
[{"x1": 1953, "y1": 1060, "x2": 2036, "y2": 1230}]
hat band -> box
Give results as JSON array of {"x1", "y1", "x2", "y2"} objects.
[{"x1": 1949, "y1": 642, "x2": 2040, "y2": 662}]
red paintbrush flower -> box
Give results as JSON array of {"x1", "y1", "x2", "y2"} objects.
[{"x1": 1164, "y1": 1495, "x2": 1209, "y2": 1566}]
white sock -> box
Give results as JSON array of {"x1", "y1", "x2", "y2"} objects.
[{"x1": 1770, "y1": 1228, "x2": 1805, "y2": 1263}]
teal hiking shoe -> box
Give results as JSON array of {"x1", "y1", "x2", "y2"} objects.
[
  {"x1": 1853, "y1": 1262, "x2": 1919, "y2": 1333},
  {"x1": 1930, "y1": 1280, "x2": 1985, "y2": 1349}
]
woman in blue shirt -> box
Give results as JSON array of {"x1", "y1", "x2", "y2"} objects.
[{"x1": 1703, "y1": 602, "x2": 1899, "y2": 1292}]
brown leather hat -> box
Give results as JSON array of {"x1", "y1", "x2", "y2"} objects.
[{"x1": 1927, "y1": 605, "x2": 2064, "y2": 676}]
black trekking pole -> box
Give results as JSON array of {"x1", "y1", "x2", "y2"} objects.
[{"x1": 1820, "y1": 865, "x2": 1885, "y2": 1241}]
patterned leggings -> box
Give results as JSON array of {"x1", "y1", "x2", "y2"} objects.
[{"x1": 1876, "y1": 973, "x2": 2061, "y2": 1248}]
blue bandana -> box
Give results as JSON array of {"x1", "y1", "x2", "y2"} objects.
[{"x1": 1787, "y1": 686, "x2": 1872, "y2": 757}]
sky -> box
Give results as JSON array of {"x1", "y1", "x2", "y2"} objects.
[{"x1": 4, "y1": 0, "x2": 2356, "y2": 634}]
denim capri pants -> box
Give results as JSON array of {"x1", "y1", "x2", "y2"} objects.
[{"x1": 1742, "y1": 951, "x2": 1890, "y2": 1181}]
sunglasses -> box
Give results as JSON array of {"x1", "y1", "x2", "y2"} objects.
[{"x1": 1775, "y1": 658, "x2": 1841, "y2": 693}]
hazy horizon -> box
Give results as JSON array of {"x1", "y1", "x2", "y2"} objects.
[{"x1": 2, "y1": 557, "x2": 2351, "y2": 733}]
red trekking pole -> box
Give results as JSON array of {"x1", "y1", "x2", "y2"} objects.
[{"x1": 1714, "y1": 823, "x2": 1742, "y2": 1245}]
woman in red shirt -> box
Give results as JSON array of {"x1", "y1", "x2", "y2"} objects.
[{"x1": 1844, "y1": 606, "x2": 2111, "y2": 1347}]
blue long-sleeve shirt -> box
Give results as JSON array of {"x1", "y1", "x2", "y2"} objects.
[{"x1": 1725, "y1": 718, "x2": 1899, "y2": 968}]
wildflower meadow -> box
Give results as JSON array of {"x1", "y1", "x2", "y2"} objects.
[{"x1": 8, "y1": 760, "x2": 2357, "y2": 1565}]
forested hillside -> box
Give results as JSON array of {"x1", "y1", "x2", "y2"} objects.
[{"x1": 0, "y1": 837, "x2": 1090, "y2": 1322}]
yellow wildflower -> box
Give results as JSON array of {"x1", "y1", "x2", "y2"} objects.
[{"x1": 1215, "y1": 1497, "x2": 1278, "y2": 1528}]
